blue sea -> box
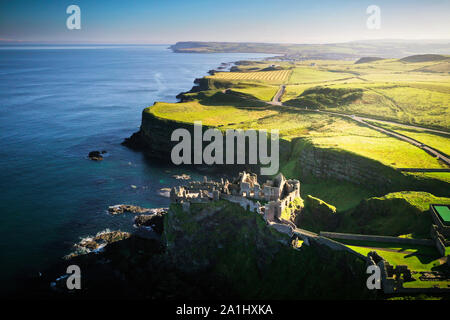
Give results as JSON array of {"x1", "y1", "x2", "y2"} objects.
[{"x1": 0, "y1": 45, "x2": 272, "y2": 293}]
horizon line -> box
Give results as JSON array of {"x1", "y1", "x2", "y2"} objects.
[{"x1": 1, "y1": 38, "x2": 450, "y2": 46}]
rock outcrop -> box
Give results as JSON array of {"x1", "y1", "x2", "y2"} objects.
[
  {"x1": 67, "y1": 230, "x2": 131, "y2": 258},
  {"x1": 88, "y1": 150, "x2": 106, "y2": 161},
  {"x1": 134, "y1": 211, "x2": 166, "y2": 234},
  {"x1": 108, "y1": 204, "x2": 153, "y2": 215}
]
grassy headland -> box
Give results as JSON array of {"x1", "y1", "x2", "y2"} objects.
[{"x1": 138, "y1": 53, "x2": 450, "y2": 233}]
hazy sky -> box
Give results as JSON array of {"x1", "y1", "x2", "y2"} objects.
[{"x1": 0, "y1": 0, "x2": 449, "y2": 44}]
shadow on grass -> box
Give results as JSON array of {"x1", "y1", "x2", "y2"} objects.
[
  {"x1": 431, "y1": 262, "x2": 450, "y2": 272},
  {"x1": 199, "y1": 91, "x2": 268, "y2": 109},
  {"x1": 404, "y1": 251, "x2": 440, "y2": 265}
]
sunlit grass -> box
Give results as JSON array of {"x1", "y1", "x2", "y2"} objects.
[
  {"x1": 347, "y1": 245, "x2": 442, "y2": 272},
  {"x1": 146, "y1": 100, "x2": 276, "y2": 126},
  {"x1": 209, "y1": 70, "x2": 291, "y2": 82}
]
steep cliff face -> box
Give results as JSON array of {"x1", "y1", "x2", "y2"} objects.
[
  {"x1": 126, "y1": 110, "x2": 273, "y2": 175},
  {"x1": 139, "y1": 111, "x2": 197, "y2": 160},
  {"x1": 291, "y1": 139, "x2": 402, "y2": 190},
  {"x1": 163, "y1": 200, "x2": 373, "y2": 299},
  {"x1": 23, "y1": 200, "x2": 372, "y2": 299},
  {"x1": 129, "y1": 111, "x2": 393, "y2": 185},
  {"x1": 126, "y1": 110, "x2": 449, "y2": 195},
  {"x1": 282, "y1": 138, "x2": 450, "y2": 196}
]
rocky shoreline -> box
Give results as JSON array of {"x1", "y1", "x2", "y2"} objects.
[{"x1": 7, "y1": 60, "x2": 382, "y2": 299}]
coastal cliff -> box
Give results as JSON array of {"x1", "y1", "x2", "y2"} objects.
[
  {"x1": 162, "y1": 200, "x2": 373, "y2": 299},
  {"x1": 125, "y1": 112, "x2": 449, "y2": 197},
  {"x1": 19, "y1": 200, "x2": 373, "y2": 299}
]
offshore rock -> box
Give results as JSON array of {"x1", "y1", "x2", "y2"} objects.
[
  {"x1": 108, "y1": 204, "x2": 152, "y2": 215},
  {"x1": 172, "y1": 174, "x2": 191, "y2": 180},
  {"x1": 88, "y1": 150, "x2": 103, "y2": 161},
  {"x1": 67, "y1": 230, "x2": 131, "y2": 258}
]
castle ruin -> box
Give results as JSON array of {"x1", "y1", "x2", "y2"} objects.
[{"x1": 170, "y1": 171, "x2": 301, "y2": 223}]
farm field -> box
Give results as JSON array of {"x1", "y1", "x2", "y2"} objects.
[
  {"x1": 288, "y1": 66, "x2": 355, "y2": 84},
  {"x1": 209, "y1": 69, "x2": 291, "y2": 82}
]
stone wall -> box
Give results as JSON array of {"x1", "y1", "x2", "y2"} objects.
[
  {"x1": 431, "y1": 225, "x2": 447, "y2": 257},
  {"x1": 314, "y1": 236, "x2": 368, "y2": 261},
  {"x1": 268, "y1": 222, "x2": 294, "y2": 237},
  {"x1": 378, "y1": 260, "x2": 395, "y2": 294},
  {"x1": 435, "y1": 237, "x2": 446, "y2": 257},
  {"x1": 220, "y1": 194, "x2": 262, "y2": 213},
  {"x1": 320, "y1": 231, "x2": 434, "y2": 246}
]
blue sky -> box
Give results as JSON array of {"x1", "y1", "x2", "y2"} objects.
[{"x1": 0, "y1": 0, "x2": 449, "y2": 43}]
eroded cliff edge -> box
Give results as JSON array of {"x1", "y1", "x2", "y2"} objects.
[{"x1": 124, "y1": 110, "x2": 449, "y2": 197}]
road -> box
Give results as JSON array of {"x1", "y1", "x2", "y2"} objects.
[
  {"x1": 312, "y1": 110, "x2": 450, "y2": 168},
  {"x1": 349, "y1": 115, "x2": 450, "y2": 167},
  {"x1": 226, "y1": 85, "x2": 450, "y2": 169},
  {"x1": 271, "y1": 85, "x2": 450, "y2": 168},
  {"x1": 270, "y1": 85, "x2": 285, "y2": 106},
  {"x1": 351, "y1": 116, "x2": 450, "y2": 136}
]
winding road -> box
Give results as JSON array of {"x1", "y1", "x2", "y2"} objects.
[
  {"x1": 270, "y1": 85, "x2": 285, "y2": 106},
  {"x1": 256, "y1": 84, "x2": 450, "y2": 170}
]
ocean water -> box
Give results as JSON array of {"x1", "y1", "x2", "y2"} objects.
[{"x1": 0, "y1": 45, "x2": 272, "y2": 292}]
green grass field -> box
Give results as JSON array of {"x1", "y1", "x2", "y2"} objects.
[
  {"x1": 144, "y1": 56, "x2": 450, "y2": 296},
  {"x1": 281, "y1": 58, "x2": 450, "y2": 130},
  {"x1": 144, "y1": 56, "x2": 450, "y2": 216},
  {"x1": 344, "y1": 242, "x2": 450, "y2": 289},
  {"x1": 148, "y1": 89, "x2": 448, "y2": 176},
  {"x1": 229, "y1": 82, "x2": 279, "y2": 101},
  {"x1": 337, "y1": 191, "x2": 450, "y2": 238},
  {"x1": 366, "y1": 121, "x2": 450, "y2": 155},
  {"x1": 288, "y1": 66, "x2": 354, "y2": 84},
  {"x1": 301, "y1": 179, "x2": 374, "y2": 212},
  {"x1": 348, "y1": 245, "x2": 441, "y2": 271}
]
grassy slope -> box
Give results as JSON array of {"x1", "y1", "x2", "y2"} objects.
[
  {"x1": 301, "y1": 179, "x2": 374, "y2": 211},
  {"x1": 145, "y1": 58, "x2": 449, "y2": 209},
  {"x1": 283, "y1": 58, "x2": 450, "y2": 130},
  {"x1": 367, "y1": 121, "x2": 450, "y2": 155},
  {"x1": 347, "y1": 245, "x2": 444, "y2": 273},
  {"x1": 229, "y1": 82, "x2": 280, "y2": 101},
  {"x1": 149, "y1": 95, "x2": 447, "y2": 171},
  {"x1": 338, "y1": 191, "x2": 450, "y2": 238}
]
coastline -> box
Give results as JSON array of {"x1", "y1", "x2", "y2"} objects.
[
  {"x1": 1, "y1": 47, "x2": 279, "y2": 297},
  {"x1": 4, "y1": 48, "x2": 449, "y2": 300}
]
